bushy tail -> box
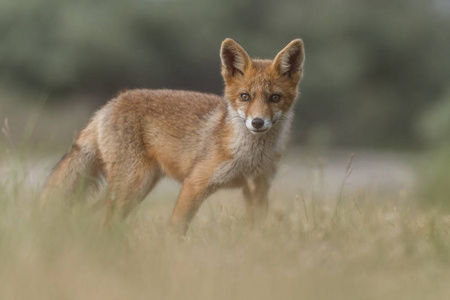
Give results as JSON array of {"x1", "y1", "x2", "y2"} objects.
[{"x1": 41, "y1": 143, "x2": 101, "y2": 203}]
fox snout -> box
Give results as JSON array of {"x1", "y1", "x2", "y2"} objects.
[
  {"x1": 251, "y1": 118, "x2": 264, "y2": 129},
  {"x1": 245, "y1": 116, "x2": 272, "y2": 134}
]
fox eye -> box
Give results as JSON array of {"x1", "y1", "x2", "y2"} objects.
[
  {"x1": 270, "y1": 94, "x2": 281, "y2": 103},
  {"x1": 240, "y1": 93, "x2": 251, "y2": 101}
]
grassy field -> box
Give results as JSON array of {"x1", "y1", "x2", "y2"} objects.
[{"x1": 1, "y1": 144, "x2": 449, "y2": 300}]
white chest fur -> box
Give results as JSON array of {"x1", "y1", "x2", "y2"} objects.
[{"x1": 210, "y1": 109, "x2": 293, "y2": 186}]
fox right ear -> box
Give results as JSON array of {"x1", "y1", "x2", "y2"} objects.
[{"x1": 220, "y1": 38, "x2": 251, "y2": 79}]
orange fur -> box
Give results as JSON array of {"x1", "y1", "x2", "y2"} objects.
[{"x1": 41, "y1": 38, "x2": 305, "y2": 234}]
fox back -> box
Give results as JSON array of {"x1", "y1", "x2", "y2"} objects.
[{"x1": 42, "y1": 38, "x2": 305, "y2": 234}]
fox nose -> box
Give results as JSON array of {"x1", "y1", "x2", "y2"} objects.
[{"x1": 251, "y1": 118, "x2": 265, "y2": 129}]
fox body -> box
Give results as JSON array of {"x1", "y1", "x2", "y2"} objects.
[{"x1": 42, "y1": 38, "x2": 305, "y2": 233}]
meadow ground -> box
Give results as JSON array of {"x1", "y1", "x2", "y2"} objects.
[{"x1": 1, "y1": 146, "x2": 449, "y2": 300}]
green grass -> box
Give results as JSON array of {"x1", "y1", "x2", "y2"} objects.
[{"x1": 1, "y1": 150, "x2": 449, "y2": 300}]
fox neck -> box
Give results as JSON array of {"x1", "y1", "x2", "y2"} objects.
[{"x1": 207, "y1": 104, "x2": 294, "y2": 186}]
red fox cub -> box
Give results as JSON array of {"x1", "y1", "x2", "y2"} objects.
[{"x1": 42, "y1": 38, "x2": 305, "y2": 234}]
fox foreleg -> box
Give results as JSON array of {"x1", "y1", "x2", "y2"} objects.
[
  {"x1": 242, "y1": 176, "x2": 270, "y2": 225},
  {"x1": 169, "y1": 173, "x2": 216, "y2": 235}
]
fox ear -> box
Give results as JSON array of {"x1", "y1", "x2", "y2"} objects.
[
  {"x1": 220, "y1": 38, "x2": 251, "y2": 79},
  {"x1": 272, "y1": 39, "x2": 305, "y2": 81}
]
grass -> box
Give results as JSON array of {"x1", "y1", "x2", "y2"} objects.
[
  {"x1": 1, "y1": 147, "x2": 450, "y2": 300},
  {"x1": 0, "y1": 96, "x2": 448, "y2": 299}
]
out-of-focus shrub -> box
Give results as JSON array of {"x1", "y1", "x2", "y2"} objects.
[
  {"x1": 419, "y1": 90, "x2": 450, "y2": 210},
  {"x1": 420, "y1": 144, "x2": 450, "y2": 210},
  {"x1": 420, "y1": 89, "x2": 450, "y2": 147}
]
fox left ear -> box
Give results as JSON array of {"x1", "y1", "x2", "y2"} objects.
[{"x1": 272, "y1": 39, "x2": 305, "y2": 82}]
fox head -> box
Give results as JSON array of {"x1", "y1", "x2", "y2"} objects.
[{"x1": 220, "y1": 38, "x2": 305, "y2": 134}]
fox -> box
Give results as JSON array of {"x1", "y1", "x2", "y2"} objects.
[{"x1": 41, "y1": 38, "x2": 305, "y2": 234}]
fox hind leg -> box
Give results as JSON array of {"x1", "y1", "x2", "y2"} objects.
[{"x1": 103, "y1": 160, "x2": 163, "y2": 224}]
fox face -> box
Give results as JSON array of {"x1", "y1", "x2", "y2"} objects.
[{"x1": 220, "y1": 39, "x2": 305, "y2": 134}]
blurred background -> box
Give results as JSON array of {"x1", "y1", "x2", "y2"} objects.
[{"x1": 1, "y1": 0, "x2": 450, "y2": 206}]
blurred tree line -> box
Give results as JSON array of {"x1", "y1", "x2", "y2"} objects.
[{"x1": 1, "y1": 0, "x2": 449, "y2": 147}]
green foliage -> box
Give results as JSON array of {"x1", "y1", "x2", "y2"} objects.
[
  {"x1": 1, "y1": 0, "x2": 450, "y2": 146},
  {"x1": 420, "y1": 144, "x2": 450, "y2": 211},
  {"x1": 418, "y1": 91, "x2": 450, "y2": 210},
  {"x1": 420, "y1": 89, "x2": 450, "y2": 147}
]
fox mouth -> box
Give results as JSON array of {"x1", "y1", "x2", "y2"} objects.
[{"x1": 249, "y1": 128, "x2": 269, "y2": 134}]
